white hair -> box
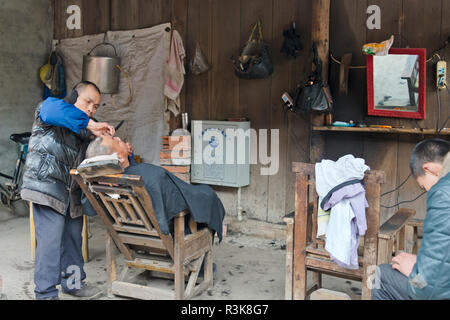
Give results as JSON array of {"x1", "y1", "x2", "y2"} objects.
[{"x1": 86, "y1": 137, "x2": 114, "y2": 159}]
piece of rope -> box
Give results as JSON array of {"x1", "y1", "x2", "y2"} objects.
[
  {"x1": 330, "y1": 52, "x2": 366, "y2": 69},
  {"x1": 111, "y1": 64, "x2": 133, "y2": 110},
  {"x1": 331, "y1": 51, "x2": 442, "y2": 69}
]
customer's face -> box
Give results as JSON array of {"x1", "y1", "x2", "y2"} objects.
[
  {"x1": 102, "y1": 136, "x2": 129, "y2": 164},
  {"x1": 75, "y1": 85, "x2": 101, "y2": 117}
]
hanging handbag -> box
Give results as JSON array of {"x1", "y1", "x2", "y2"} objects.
[
  {"x1": 293, "y1": 43, "x2": 333, "y2": 113},
  {"x1": 232, "y1": 21, "x2": 274, "y2": 79}
]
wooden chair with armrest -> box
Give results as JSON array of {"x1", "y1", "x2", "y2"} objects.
[
  {"x1": 284, "y1": 162, "x2": 416, "y2": 300},
  {"x1": 71, "y1": 166, "x2": 214, "y2": 300}
]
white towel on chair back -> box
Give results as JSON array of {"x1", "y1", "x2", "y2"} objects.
[
  {"x1": 315, "y1": 154, "x2": 370, "y2": 199},
  {"x1": 315, "y1": 154, "x2": 370, "y2": 269}
]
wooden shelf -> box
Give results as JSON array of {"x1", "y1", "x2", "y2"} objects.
[{"x1": 313, "y1": 126, "x2": 450, "y2": 135}]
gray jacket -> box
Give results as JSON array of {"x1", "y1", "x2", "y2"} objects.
[{"x1": 20, "y1": 102, "x2": 91, "y2": 218}]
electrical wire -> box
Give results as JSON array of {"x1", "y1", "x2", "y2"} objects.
[
  {"x1": 380, "y1": 173, "x2": 412, "y2": 197},
  {"x1": 381, "y1": 191, "x2": 426, "y2": 209},
  {"x1": 436, "y1": 86, "x2": 442, "y2": 136},
  {"x1": 437, "y1": 83, "x2": 450, "y2": 134}
]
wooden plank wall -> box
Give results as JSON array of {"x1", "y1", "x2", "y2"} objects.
[
  {"x1": 52, "y1": 0, "x2": 312, "y2": 224},
  {"x1": 53, "y1": 0, "x2": 449, "y2": 226},
  {"x1": 326, "y1": 0, "x2": 450, "y2": 224}
]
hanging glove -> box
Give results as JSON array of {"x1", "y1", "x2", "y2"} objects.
[{"x1": 281, "y1": 22, "x2": 302, "y2": 59}]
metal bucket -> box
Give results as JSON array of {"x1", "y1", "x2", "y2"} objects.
[{"x1": 82, "y1": 43, "x2": 120, "y2": 94}]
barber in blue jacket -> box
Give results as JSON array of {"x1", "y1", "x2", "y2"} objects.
[{"x1": 21, "y1": 81, "x2": 115, "y2": 300}]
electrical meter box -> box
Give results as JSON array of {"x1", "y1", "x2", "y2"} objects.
[{"x1": 191, "y1": 120, "x2": 251, "y2": 187}]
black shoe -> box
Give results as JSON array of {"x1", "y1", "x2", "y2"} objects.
[{"x1": 62, "y1": 283, "x2": 103, "y2": 299}]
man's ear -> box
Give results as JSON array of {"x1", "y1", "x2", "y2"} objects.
[{"x1": 423, "y1": 162, "x2": 441, "y2": 176}]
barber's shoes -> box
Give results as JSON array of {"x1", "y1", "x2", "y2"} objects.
[{"x1": 62, "y1": 283, "x2": 103, "y2": 299}]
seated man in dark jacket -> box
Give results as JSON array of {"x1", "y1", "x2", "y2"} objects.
[
  {"x1": 83, "y1": 136, "x2": 226, "y2": 243},
  {"x1": 371, "y1": 139, "x2": 450, "y2": 300}
]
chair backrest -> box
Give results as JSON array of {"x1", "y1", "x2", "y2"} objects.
[
  {"x1": 71, "y1": 170, "x2": 175, "y2": 261},
  {"x1": 292, "y1": 162, "x2": 386, "y2": 250}
]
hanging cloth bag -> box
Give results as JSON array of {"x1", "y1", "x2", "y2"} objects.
[{"x1": 190, "y1": 43, "x2": 211, "y2": 75}]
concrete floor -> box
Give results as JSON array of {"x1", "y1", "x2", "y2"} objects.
[{"x1": 0, "y1": 203, "x2": 361, "y2": 300}]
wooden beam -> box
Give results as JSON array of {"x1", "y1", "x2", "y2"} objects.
[{"x1": 310, "y1": 0, "x2": 331, "y2": 162}]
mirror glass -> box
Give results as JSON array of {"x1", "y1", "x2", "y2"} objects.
[{"x1": 373, "y1": 54, "x2": 419, "y2": 112}]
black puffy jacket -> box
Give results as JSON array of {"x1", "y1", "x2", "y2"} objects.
[{"x1": 21, "y1": 102, "x2": 91, "y2": 217}]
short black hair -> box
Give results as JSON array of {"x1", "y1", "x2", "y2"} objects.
[
  {"x1": 75, "y1": 81, "x2": 101, "y2": 95},
  {"x1": 410, "y1": 139, "x2": 450, "y2": 178}
]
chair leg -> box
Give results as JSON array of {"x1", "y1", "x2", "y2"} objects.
[
  {"x1": 204, "y1": 248, "x2": 213, "y2": 288},
  {"x1": 284, "y1": 221, "x2": 294, "y2": 300},
  {"x1": 106, "y1": 232, "x2": 117, "y2": 298},
  {"x1": 404, "y1": 225, "x2": 415, "y2": 254},
  {"x1": 293, "y1": 260, "x2": 307, "y2": 300},
  {"x1": 174, "y1": 215, "x2": 185, "y2": 300},
  {"x1": 312, "y1": 271, "x2": 322, "y2": 290}
]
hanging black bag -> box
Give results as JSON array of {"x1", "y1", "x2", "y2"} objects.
[
  {"x1": 281, "y1": 21, "x2": 302, "y2": 59},
  {"x1": 232, "y1": 21, "x2": 274, "y2": 79},
  {"x1": 293, "y1": 43, "x2": 333, "y2": 113}
]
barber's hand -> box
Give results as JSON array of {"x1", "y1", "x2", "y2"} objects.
[
  {"x1": 126, "y1": 142, "x2": 133, "y2": 156},
  {"x1": 87, "y1": 120, "x2": 115, "y2": 137},
  {"x1": 392, "y1": 252, "x2": 417, "y2": 277}
]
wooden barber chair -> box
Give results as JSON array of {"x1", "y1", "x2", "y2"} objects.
[
  {"x1": 284, "y1": 162, "x2": 416, "y2": 300},
  {"x1": 71, "y1": 159, "x2": 214, "y2": 300}
]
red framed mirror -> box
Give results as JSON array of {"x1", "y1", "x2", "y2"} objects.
[{"x1": 367, "y1": 48, "x2": 426, "y2": 119}]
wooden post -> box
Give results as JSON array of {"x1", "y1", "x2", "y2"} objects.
[
  {"x1": 310, "y1": 0, "x2": 330, "y2": 163},
  {"x1": 362, "y1": 180, "x2": 381, "y2": 300}
]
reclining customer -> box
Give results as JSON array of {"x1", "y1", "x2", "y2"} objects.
[
  {"x1": 83, "y1": 136, "x2": 226, "y2": 243},
  {"x1": 371, "y1": 138, "x2": 450, "y2": 300}
]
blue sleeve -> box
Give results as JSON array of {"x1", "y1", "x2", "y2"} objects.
[{"x1": 40, "y1": 98, "x2": 90, "y2": 134}]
